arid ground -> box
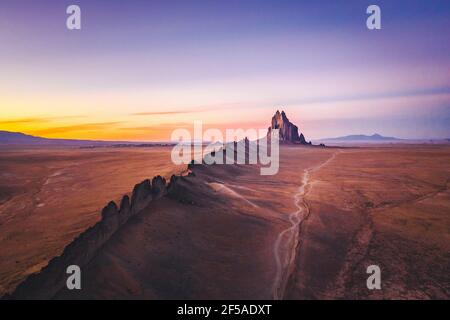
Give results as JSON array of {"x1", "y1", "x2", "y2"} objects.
[
  {"x1": 286, "y1": 145, "x2": 450, "y2": 299},
  {"x1": 0, "y1": 147, "x2": 184, "y2": 295},
  {"x1": 1, "y1": 144, "x2": 449, "y2": 299}
]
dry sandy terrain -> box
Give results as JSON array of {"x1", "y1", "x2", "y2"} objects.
[
  {"x1": 2, "y1": 144, "x2": 449, "y2": 299},
  {"x1": 52, "y1": 144, "x2": 449, "y2": 300},
  {"x1": 54, "y1": 145, "x2": 334, "y2": 299},
  {"x1": 287, "y1": 145, "x2": 450, "y2": 299},
  {"x1": 0, "y1": 147, "x2": 184, "y2": 295}
]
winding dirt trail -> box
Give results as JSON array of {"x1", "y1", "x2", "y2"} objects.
[{"x1": 272, "y1": 151, "x2": 340, "y2": 300}]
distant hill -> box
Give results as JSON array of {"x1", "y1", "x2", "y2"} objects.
[
  {"x1": 0, "y1": 131, "x2": 46, "y2": 144},
  {"x1": 0, "y1": 130, "x2": 141, "y2": 147},
  {"x1": 319, "y1": 133, "x2": 402, "y2": 142}
]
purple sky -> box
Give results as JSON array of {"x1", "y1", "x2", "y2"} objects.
[{"x1": 0, "y1": 0, "x2": 449, "y2": 140}]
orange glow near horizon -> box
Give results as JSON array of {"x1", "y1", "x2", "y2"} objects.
[
  {"x1": 1, "y1": 90, "x2": 450, "y2": 141},
  {"x1": 1, "y1": 1, "x2": 449, "y2": 141}
]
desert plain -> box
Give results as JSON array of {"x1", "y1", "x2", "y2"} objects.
[
  {"x1": 0, "y1": 146, "x2": 184, "y2": 295},
  {"x1": 1, "y1": 144, "x2": 449, "y2": 299}
]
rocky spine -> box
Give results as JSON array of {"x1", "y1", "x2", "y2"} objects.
[{"x1": 7, "y1": 175, "x2": 169, "y2": 299}]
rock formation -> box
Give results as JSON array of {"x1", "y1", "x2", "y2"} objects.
[
  {"x1": 267, "y1": 110, "x2": 309, "y2": 144},
  {"x1": 130, "y1": 179, "x2": 153, "y2": 214},
  {"x1": 152, "y1": 175, "x2": 167, "y2": 198},
  {"x1": 5, "y1": 175, "x2": 170, "y2": 300}
]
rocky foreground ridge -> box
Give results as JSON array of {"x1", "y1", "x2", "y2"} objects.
[
  {"x1": 4, "y1": 174, "x2": 184, "y2": 299},
  {"x1": 5, "y1": 142, "x2": 266, "y2": 299}
]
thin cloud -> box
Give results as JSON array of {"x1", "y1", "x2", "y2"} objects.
[
  {"x1": 0, "y1": 117, "x2": 51, "y2": 125},
  {"x1": 282, "y1": 87, "x2": 450, "y2": 107},
  {"x1": 118, "y1": 122, "x2": 192, "y2": 131},
  {"x1": 0, "y1": 115, "x2": 87, "y2": 126},
  {"x1": 29, "y1": 122, "x2": 122, "y2": 136},
  {"x1": 130, "y1": 102, "x2": 246, "y2": 116},
  {"x1": 131, "y1": 111, "x2": 188, "y2": 116}
]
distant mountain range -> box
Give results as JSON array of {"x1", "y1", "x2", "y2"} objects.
[
  {"x1": 319, "y1": 133, "x2": 402, "y2": 142},
  {"x1": 0, "y1": 131, "x2": 160, "y2": 147},
  {"x1": 1, "y1": 130, "x2": 448, "y2": 147}
]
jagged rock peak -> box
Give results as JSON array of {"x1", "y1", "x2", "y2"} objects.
[
  {"x1": 101, "y1": 201, "x2": 118, "y2": 219},
  {"x1": 131, "y1": 179, "x2": 153, "y2": 214},
  {"x1": 152, "y1": 175, "x2": 167, "y2": 198},
  {"x1": 268, "y1": 109, "x2": 308, "y2": 144},
  {"x1": 119, "y1": 195, "x2": 130, "y2": 211},
  {"x1": 131, "y1": 179, "x2": 152, "y2": 200}
]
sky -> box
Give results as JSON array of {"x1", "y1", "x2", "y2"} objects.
[{"x1": 0, "y1": 0, "x2": 449, "y2": 141}]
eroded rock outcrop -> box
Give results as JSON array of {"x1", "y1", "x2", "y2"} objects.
[
  {"x1": 267, "y1": 110, "x2": 309, "y2": 144},
  {"x1": 152, "y1": 175, "x2": 167, "y2": 198},
  {"x1": 6, "y1": 175, "x2": 169, "y2": 300},
  {"x1": 118, "y1": 195, "x2": 131, "y2": 225},
  {"x1": 131, "y1": 179, "x2": 153, "y2": 214}
]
